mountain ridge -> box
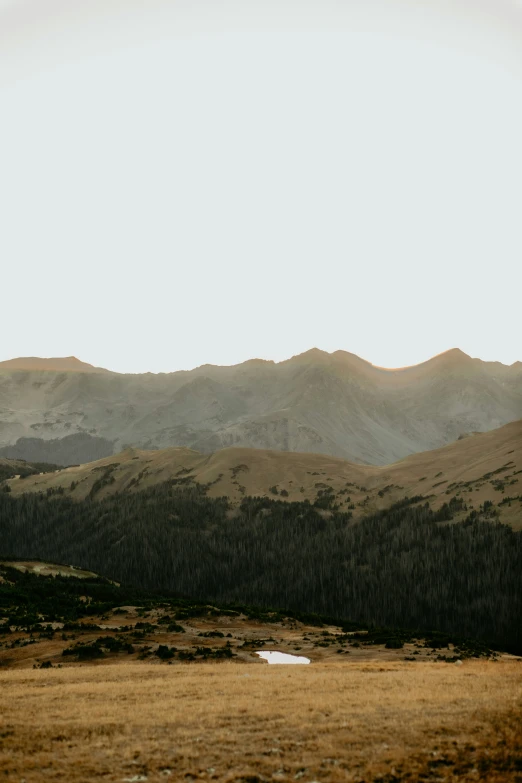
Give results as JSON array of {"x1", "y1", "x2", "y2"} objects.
[
  {"x1": 0, "y1": 348, "x2": 520, "y2": 466},
  {"x1": 2, "y1": 347, "x2": 521, "y2": 376}
]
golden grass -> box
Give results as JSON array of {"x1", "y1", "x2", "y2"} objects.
[{"x1": 0, "y1": 661, "x2": 521, "y2": 782}]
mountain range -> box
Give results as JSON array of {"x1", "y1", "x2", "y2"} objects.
[{"x1": 0, "y1": 348, "x2": 521, "y2": 466}]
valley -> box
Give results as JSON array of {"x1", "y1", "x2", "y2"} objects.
[
  {"x1": 1, "y1": 354, "x2": 521, "y2": 783},
  {"x1": 1, "y1": 363, "x2": 521, "y2": 783}
]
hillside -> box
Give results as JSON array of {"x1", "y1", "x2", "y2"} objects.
[
  {"x1": 0, "y1": 457, "x2": 62, "y2": 483},
  {"x1": 7, "y1": 419, "x2": 522, "y2": 529},
  {"x1": 0, "y1": 348, "x2": 520, "y2": 465}
]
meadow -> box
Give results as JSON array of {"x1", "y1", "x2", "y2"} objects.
[{"x1": 0, "y1": 660, "x2": 521, "y2": 782}]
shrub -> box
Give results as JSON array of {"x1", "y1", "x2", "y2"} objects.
[
  {"x1": 155, "y1": 644, "x2": 175, "y2": 660},
  {"x1": 385, "y1": 638, "x2": 404, "y2": 649},
  {"x1": 62, "y1": 642, "x2": 104, "y2": 660},
  {"x1": 167, "y1": 622, "x2": 186, "y2": 633}
]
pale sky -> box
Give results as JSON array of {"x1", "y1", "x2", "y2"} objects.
[{"x1": 1, "y1": 0, "x2": 521, "y2": 373}]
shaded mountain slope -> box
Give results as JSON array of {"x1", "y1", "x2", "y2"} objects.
[{"x1": 0, "y1": 433, "x2": 114, "y2": 465}]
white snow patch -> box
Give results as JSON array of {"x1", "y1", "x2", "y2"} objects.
[{"x1": 256, "y1": 650, "x2": 310, "y2": 664}]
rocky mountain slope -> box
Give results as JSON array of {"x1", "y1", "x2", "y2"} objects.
[
  {"x1": 6, "y1": 420, "x2": 522, "y2": 529},
  {"x1": 0, "y1": 349, "x2": 520, "y2": 465}
]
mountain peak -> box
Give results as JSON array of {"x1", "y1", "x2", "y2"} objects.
[
  {"x1": 287, "y1": 348, "x2": 330, "y2": 363},
  {"x1": 428, "y1": 348, "x2": 474, "y2": 366}
]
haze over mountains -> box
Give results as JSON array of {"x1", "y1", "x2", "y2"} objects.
[{"x1": 0, "y1": 348, "x2": 521, "y2": 466}]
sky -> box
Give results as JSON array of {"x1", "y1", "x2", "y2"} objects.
[{"x1": 1, "y1": 0, "x2": 521, "y2": 373}]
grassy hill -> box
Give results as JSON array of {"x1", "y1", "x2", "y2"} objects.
[{"x1": 6, "y1": 419, "x2": 522, "y2": 528}]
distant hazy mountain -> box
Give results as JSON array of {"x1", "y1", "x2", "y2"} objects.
[
  {"x1": 0, "y1": 356, "x2": 109, "y2": 373},
  {"x1": 0, "y1": 348, "x2": 520, "y2": 466}
]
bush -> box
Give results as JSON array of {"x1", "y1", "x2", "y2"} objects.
[
  {"x1": 385, "y1": 638, "x2": 404, "y2": 649},
  {"x1": 167, "y1": 622, "x2": 185, "y2": 633},
  {"x1": 155, "y1": 644, "x2": 175, "y2": 660},
  {"x1": 63, "y1": 642, "x2": 104, "y2": 660},
  {"x1": 96, "y1": 636, "x2": 134, "y2": 654}
]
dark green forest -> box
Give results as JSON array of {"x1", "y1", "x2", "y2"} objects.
[
  {"x1": 0, "y1": 481, "x2": 520, "y2": 652},
  {"x1": 0, "y1": 460, "x2": 62, "y2": 483}
]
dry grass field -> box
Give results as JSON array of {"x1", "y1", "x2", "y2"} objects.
[{"x1": 0, "y1": 661, "x2": 521, "y2": 782}]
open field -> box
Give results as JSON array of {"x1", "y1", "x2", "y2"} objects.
[{"x1": 0, "y1": 661, "x2": 521, "y2": 782}]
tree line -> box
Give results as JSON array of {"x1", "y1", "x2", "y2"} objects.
[{"x1": 0, "y1": 482, "x2": 520, "y2": 651}]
